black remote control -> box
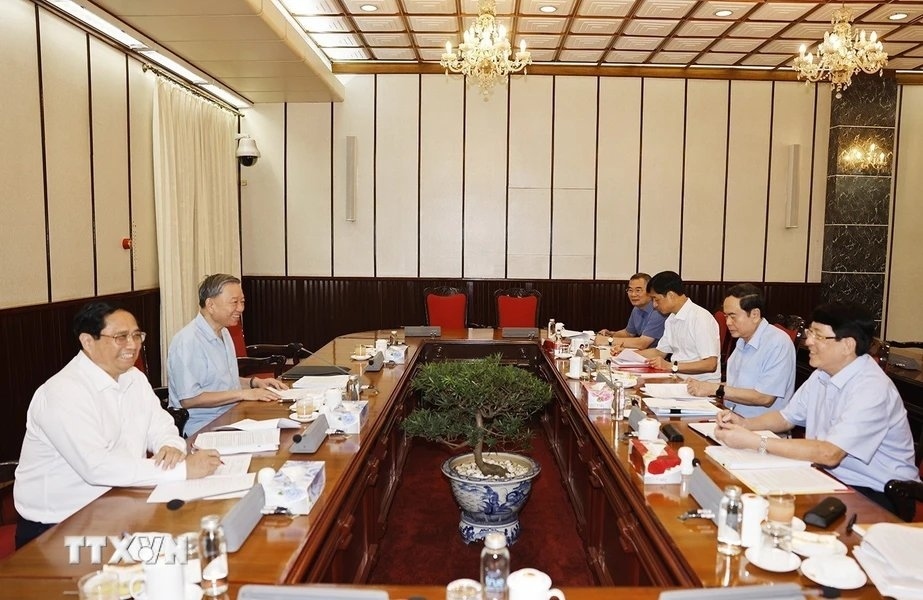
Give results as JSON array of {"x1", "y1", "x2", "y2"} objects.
[{"x1": 661, "y1": 423, "x2": 684, "y2": 443}]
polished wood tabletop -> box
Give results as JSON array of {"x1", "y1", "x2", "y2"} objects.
[{"x1": 0, "y1": 329, "x2": 904, "y2": 600}]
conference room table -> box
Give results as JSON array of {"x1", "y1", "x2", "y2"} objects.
[{"x1": 0, "y1": 328, "x2": 902, "y2": 599}]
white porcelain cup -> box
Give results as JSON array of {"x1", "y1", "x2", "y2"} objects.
[
  {"x1": 445, "y1": 578, "x2": 481, "y2": 600},
  {"x1": 638, "y1": 417, "x2": 661, "y2": 441},
  {"x1": 295, "y1": 396, "x2": 315, "y2": 418},
  {"x1": 128, "y1": 560, "x2": 185, "y2": 600},
  {"x1": 597, "y1": 345, "x2": 611, "y2": 362},
  {"x1": 567, "y1": 356, "x2": 583, "y2": 378},
  {"x1": 375, "y1": 339, "x2": 388, "y2": 352},
  {"x1": 508, "y1": 568, "x2": 565, "y2": 600}
]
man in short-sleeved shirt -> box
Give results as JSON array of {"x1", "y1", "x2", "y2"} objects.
[
  {"x1": 599, "y1": 273, "x2": 666, "y2": 350},
  {"x1": 687, "y1": 284, "x2": 795, "y2": 417},
  {"x1": 638, "y1": 271, "x2": 721, "y2": 382},
  {"x1": 168, "y1": 274, "x2": 287, "y2": 436},
  {"x1": 715, "y1": 302, "x2": 919, "y2": 512}
]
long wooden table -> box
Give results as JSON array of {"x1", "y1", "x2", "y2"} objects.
[{"x1": 0, "y1": 329, "x2": 901, "y2": 599}]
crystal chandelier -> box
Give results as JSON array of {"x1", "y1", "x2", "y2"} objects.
[
  {"x1": 792, "y1": 4, "x2": 888, "y2": 98},
  {"x1": 440, "y1": 0, "x2": 532, "y2": 98}
]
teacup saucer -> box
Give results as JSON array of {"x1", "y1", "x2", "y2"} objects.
[
  {"x1": 350, "y1": 354, "x2": 372, "y2": 361},
  {"x1": 800, "y1": 555, "x2": 867, "y2": 589},
  {"x1": 745, "y1": 546, "x2": 802, "y2": 573},
  {"x1": 289, "y1": 412, "x2": 318, "y2": 423},
  {"x1": 134, "y1": 584, "x2": 202, "y2": 600},
  {"x1": 565, "y1": 372, "x2": 585, "y2": 380}
]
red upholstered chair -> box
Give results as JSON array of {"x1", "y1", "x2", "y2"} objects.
[
  {"x1": 424, "y1": 287, "x2": 468, "y2": 329},
  {"x1": 714, "y1": 310, "x2": 735, "y2": 368},
  {"x1": 495, "y1": 288, "x2": 541, "y2": 328},
  {"x1": 773, "y1": 323, "x2": 798, "y2": 343}
]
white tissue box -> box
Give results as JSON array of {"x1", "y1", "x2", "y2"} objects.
[
  {"x1": 582, "y1": 381, "x2": 613, "y2": 410},
  {"x1": 264, "y1": 460, "x2": 325, "y2": 515},
  {"x1": 386, "y1": 344, "x2": 408, "y2": 364},
  {"x1": 326, "y1": 401, "x2": 369, "y2": 434}
]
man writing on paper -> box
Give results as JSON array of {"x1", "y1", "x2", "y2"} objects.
[
  {"x1": 598, "y1": 272, "x2": 666, "y2": 350},
  {"x1": 715, "y1": 302, "x2": 919, "y2": 511},
  {"x1": 686, "y1": 284, "x2": 795, "y2": 417},
  {"x1": 637, "y1": 270, "x2": 721, "y2": 382},
  {"x1": 169, "y1": 274, "x2": 289, "y2": 436},
  {"x1": 14, "y1": 302, "x2": 222, "y2": 548}
]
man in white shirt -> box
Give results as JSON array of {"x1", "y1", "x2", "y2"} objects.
[
  {"x1": 637, "y1": 270, "x2": 721, "y2": 382},
  {"x1": 14, "y1": 302, "x2": 222, "y2": 548}
]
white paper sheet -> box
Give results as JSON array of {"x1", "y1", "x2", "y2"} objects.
[
  {"x1": 730, "y1": 466, "x2": 849, "y2": 495},
  {"x1": 146, "y1": 473, "x2": 255, "y2": 503},
  {"x1": 215, "y1": 418, "x2": 301, "y2": 431},
  {"x1": 704, "y1": 445, "x2": 812, "y2": 469},
  {"x1": 688, "y1": 422, "x2": 779, "y2": 446},
  {"x1": 642, "y1": 397, "x2": 720, "y2": 416},
  {"x1": 613, "y1": 349, "x2": 648, "y2": 367},
  {"x1": 291, "y1": 375, "x2": 351, "y2": 393},
  {"x1": 193, "y1": 429, "x2": 281, "y2": 455},
  {"x1": 642, "y1": 383, "x2": 700, "y2": 399}
]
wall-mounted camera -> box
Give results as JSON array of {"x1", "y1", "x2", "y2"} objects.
[{"x1": 236, "y1": 134, "x2": 260, "y2": 167}]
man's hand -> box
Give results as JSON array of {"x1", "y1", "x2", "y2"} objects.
[
  {"x1": 241, "y1": 387, "x2": 283, "y2": 402},
  {"x1": 714, "y1": 423, "x2": 759, "y2": 451},
  {"x1": 687, "y1": 380, "x2": 718, "y2": 397},
  {"x1": 152, "y1": 446, "x2": 185, "y2": 470},
  {"x1": 254, "y1": 377, "x2": 289, "y2": 391},
  {"x1": 646, "y1": 356, "x2": 672, "y2": 371},
  {"x1": 715, "y1": 409, "x2": 744, "y2": 429},
  {"x1": 186, "y1": 450, "x2": 222, "y2": 479}
]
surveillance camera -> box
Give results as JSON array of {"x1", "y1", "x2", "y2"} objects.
[{"x1": 235, "y1": 135, "x2": 260, "y2": 167}]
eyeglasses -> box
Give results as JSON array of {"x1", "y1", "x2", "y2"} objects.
[
  {"x1": 804, "y1": 329, "x2": 838, "y2": 341},
  {"x1": 99, "y1": 331, "x2": 147, "y2": 345}
]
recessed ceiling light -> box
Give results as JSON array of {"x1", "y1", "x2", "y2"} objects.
[
  {"x1": 889, "y1": 12, "x2": 908, "y2": 21},
  {"x1": 714, "y1": 9, "x2": 733, "y2": 17},
  {"x1": 539, "y1": 5, "x2": 557, "y2": 13},
  {"x1": 360, "y1": 4, "x2": 377, "y2": 11}
]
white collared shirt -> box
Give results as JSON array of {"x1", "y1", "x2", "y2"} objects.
[{"x1": 656, "y1": 298, "x2": 722, "y2": 382}]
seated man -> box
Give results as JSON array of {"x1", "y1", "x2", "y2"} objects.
[
  {"x1": 598, "y1": 272, "x2": 666, "y2": 350},
  {"x1": 14, "y1": 302, "x2": 221, "y2": 548},
  {"x1": 687, "y1": 284, "x2": 795, "y2": 417},
  {"x1": 637, "y1": 270, "x2": 721, "y2": 382},
  {"x1": 716, "y1": 302, "x2": 920, "y2": 512},
  {"x1": 169, "y1": 274, "x2": 288, "y2": 435}
]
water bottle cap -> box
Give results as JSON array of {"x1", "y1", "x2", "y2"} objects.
[
  {"x1": 200, "y1": 514, "x2": 221, "y2": 530},
  {"x1": 723, "y1": 485, "x2": 742, "y2": 499},
  {"x1": 484, "y1": 532, "x2": 507, "y2": 549}
]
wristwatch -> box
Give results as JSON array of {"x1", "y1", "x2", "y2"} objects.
[
  {"x1": 715, "y1": 384, "x2": 725, "y2": 400},
  {"x1": 758, "y1": 434, "x2": 769, "y2": 455},
  {"x1": 671, "y1": 360, "x2": 679, "y2": 374}
]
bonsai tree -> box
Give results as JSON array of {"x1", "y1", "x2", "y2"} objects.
[{"x1": 403, "y1": 354, "x2": 552, "y2": 477}]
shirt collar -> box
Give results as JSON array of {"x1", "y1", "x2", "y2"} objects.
[
  {"x1": 740, "y1": 319, "x2": 769, "y2": 350},
  {"x1": 673, "y1": 297, "x2": 692, "y2": 320},
  {"x1": 76, "y1": 350, "x2": 133, "y2": 392},
  {"x1": 819, "y1": 353, "x2": 869, "y2": 390},
  {"x1": 194, "y1": 312, "x2": 225, "y2": 342}
]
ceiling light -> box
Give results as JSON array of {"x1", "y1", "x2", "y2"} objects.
[
  {"x1": 539, "y1": 5, "x2": 557, "y2": 13},
  {"x1": 48, "y1": 0, "x2": 147, "y2": 49},
  {"x1": 359, "y1": 4, "x2": 378, "y2": 11},
  {"x1": 714, "y1": 9, "x2": 733, "y2": 17},
  {"x1": 139, "y1": 50, "x2": 207, "y2": 85},
  {"x1": 440, "y1": 0, "x2": 532, "y2": 98},
  {"x1": 200, "y1": 84, "x2": 251, "y2": 109},
  {"x1": 888, "y1": 12, "x2": 908, "y2": 21},
  {"x1": 792, "y1": 5, "x2": 887, "y2": 98}
]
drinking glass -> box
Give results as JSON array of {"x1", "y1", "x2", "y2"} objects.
[{"x1": 445, "y1": 578, "x2": 481, "y2": 600}]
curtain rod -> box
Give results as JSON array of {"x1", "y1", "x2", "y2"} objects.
[{"x1": 141, "y1": 63, "x2": 242, "y2": 117}]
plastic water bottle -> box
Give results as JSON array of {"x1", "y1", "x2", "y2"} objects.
[
  {"x1": 547, "y1": 318, "x2": 556, "y2": 339},
  {"x1": 481, "y1": 532, "x2": 510, "y2": 600},
  {"x1": 612, "y1": 380, "x2": 626, "y2": 421},
  {"x1": 198, "y1": 514, "x2": 229, "y2": 596},
  {"x1": 717, "y1": 485, "x2": 743, "y2": 556}
]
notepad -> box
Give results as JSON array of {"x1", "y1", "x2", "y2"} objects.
[
  {"x1": 215, "y1": 418, "x2": 301, "y2": 431},
  {"x1": 642, "y1": 397, "x2": 721, "y2": 416},
  {"x1": 704, "y1": 445, "x2": 812, "y2": 469},
  {"x1": 194, "y1": 428, "x2": 281, "y2": 455},
  {"x1": 689, "y1": 422, "x2": 779, "y2": 446},
  {"x1": 642, "y1": 383, "x2": 700, "y2": 399},
  {"x1": 147, "y1": 473, "x2": 255, "y2": 503},
  {"x1": 612, "y1": 349, "x2": 648, "y2": 367},
  {"x1": 291, "y1": 375, "x2": 351, "y2": 393}
]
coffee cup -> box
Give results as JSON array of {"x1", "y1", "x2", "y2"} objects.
[
  {"x1": 445, "y1": 578, "x2": 481, "y2": 600},
  {"x1": 128, "y1": 559, "x2": 185, "y2": 600},
  {"x1": 508, "y1": 568, "x2": 565, "y2": 600},
  {"x1": 567, "y1": 356, "x2": 583, "y2": 378},
  {"x1": 375, "y1": 339, "x2": 388, "y2": 352},
  {"x1": 78, "y1": 571, "x2": 120, "y2": 600}
]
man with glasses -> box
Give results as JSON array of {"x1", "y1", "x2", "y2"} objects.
[
  {"x1": 715, "y1": 302, "x2": 919, "y2": 512},
  {"x1": 686, "y1": 284, "x2": 795, "y2": 417},
  {"x1": 598, "y1": 272, "x2": 666, "y2": 350},
  {"x1": 168, "y1": 274, "x2": 288, "y2": 436},
  {"x1": 14, "y1": 302, "x2": 222, "y2": 548}
]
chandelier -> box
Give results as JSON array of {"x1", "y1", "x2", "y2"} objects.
[
  {"x1": 792, "y1": 4, "x2": 888, "y2": 98},
  {"x1": 840, "y1": 141, "x2": 891, "y2": 171},
  {"x1": 440, "y1": 0, "x2": 532, "y2": 98}
]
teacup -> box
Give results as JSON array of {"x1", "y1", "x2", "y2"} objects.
[
  {"x1": 78, "y1": 571, "x2": 120, "y2": 600},
  {"x1": 128, "y1": 559, "x2": 185, "y2": 600},
  {"x1": 507, "y1": 568, "x2": 565, "y2": 600},
  {"x1": 445, "y1": 578, "x2": 481, "y2": 600}
]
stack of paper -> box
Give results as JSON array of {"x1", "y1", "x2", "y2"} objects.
[
  {"x1": 194, "y1": 428, "x2": 281, "y2": 454},
  {"x1": 703, "y1": 445, "x2": 848, "y2": 495},
  {"x1": 642, "y1": 397, "x2": 721, "y2": 416},
  {"x1": 612, "y1": 349, "x2": 648, "y2": 367},
  {"x1": 291, "y1": 375, "x2": 351, "y2": 393},
  {"x1": 854, "y1": 523, "x2": 923, "y2": 599},
  {"x1": 642, "y1": 383, "x2": 699, "y2": 399},
  {"x1": 215, "y1": 418, "x2": 301, "y2": 431},
  {"x1": 147, "y1": 455, "x2": 255, "y2": 503},
  {"x1": 689, "y1": 422, "x2": 779, "y2": 446}
]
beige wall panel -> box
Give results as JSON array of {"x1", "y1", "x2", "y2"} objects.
[
  {"x1": 128, "y1": 61, "x2": 158, "y2": 290},
  {"x1": 887, "y1": 86, "x2": 923, "y2": 341},
  {"x1": 638, "y1": 78, "x2": 685, "y2": 275},
  {"x1": 508, "y1": 188, "x2": 551, "y2": 279},
  {"x1": 241, "y1": 103, "x2": 285, "y2": 275},
  {"x1": 597, "y1": 78, "x2": 641, "y2": 280},
  {"x1": 41, "y1": 12, "x2": 94, "y2": 302},
  {"x1": 464, "y1": 84, "x2": 509, "y2": 278},
  {"x1": 375, "y1": 75, "x2": 420, "y2": 277},
  {"x1": 552, "y1": 188, "x2": 595, "y2": 278},
  {"x1": 807, "y1": 87, "x2": 831, "y2": 283},
  {"x1": 333, "y1": 75, "x2": 376, "y2": 276},
  {"x1": 509, "y1": 76, "x2": 552, "y2": 189},
  {"x1": 89, "y1": 39, "x2": 131, "y2": 295},
  {"x1": 419, "y1": 75, "x2": 464, "y2": 277},
  {"x1": 681, "y1": 80, "x2": 728, "y2": 281},
  {"x1": 554, "y1": 77, "x2": 598, "y2": 190},
  {"x1": 0, "y1": 0, "x2": 47, "y2": 308},
  {"x1": 723, "y1": 80, "x2": 772, "y2": 282},
  {"x1": 764, "y1": 82, "x2": 817, "y2": 283},
  {"x1": 287, "y1": 103, "x2": 333, "y2": 276}
]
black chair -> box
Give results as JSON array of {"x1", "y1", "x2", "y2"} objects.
[
  {"x1": 884, "y1": 478, "x2": 923, "y2": 522},
  {"x1": 245, "y1": 342, "x2": 310, "y2": 364},
  {"x1": 154, "y1": 387, "x2": 189, "y2": 438}
]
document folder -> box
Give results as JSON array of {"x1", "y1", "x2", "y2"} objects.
[{"x1": 281, "y1": 364, "x2": 349, "y2": 379}]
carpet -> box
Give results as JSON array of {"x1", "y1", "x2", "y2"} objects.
[{"x1": 367, "y1": 431, "x2": 596, "y2": 586}]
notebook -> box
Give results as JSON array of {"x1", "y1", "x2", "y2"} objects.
[{"x1": 281, "y1": 364, "x2": 350, "y2": 379}]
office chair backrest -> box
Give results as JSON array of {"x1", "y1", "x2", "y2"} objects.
[
  {"x1": 495, "y1": 288, "x2": 541, "y2": 328},
  {"x1": 424, "y1": 287, "x2": 467, "y2": 329}
]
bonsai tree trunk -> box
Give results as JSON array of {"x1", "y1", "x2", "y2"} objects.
[{"x1": 472, "y1": 411, "x2": 508, "y2": 477}]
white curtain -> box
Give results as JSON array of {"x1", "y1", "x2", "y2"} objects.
[{"x1": 152, "y1": 77, "x2": 239, "y2": 379}]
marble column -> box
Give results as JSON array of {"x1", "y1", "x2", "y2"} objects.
[{"x1": 822, "y1": 74, "x2": 897, "y2": 322}]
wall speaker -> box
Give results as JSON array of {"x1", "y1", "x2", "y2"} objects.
[
  {"x1": 785, "y1": 144, "x2": 800, "y2": 229},
  {"x1": 345, "y1": 136, "x2": 358, "y2": 222}
]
